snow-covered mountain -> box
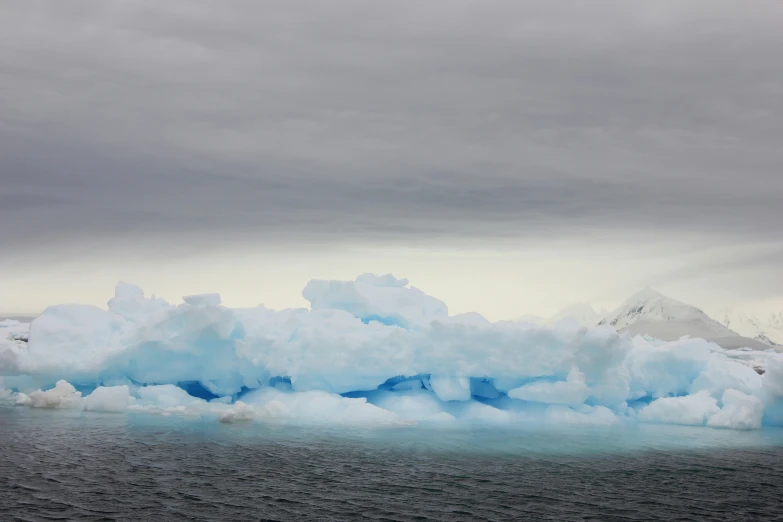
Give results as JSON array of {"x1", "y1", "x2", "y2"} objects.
[
  {"x1": 597, "y1": 288, "x2": 774, "y2": 351},
  {"x1": 721, "y1": 309, "x2": 782, "y2": 346}
]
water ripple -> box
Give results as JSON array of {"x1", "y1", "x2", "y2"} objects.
[{"x1": 1, "y1": 408, "x2": 783, "y2": 521}]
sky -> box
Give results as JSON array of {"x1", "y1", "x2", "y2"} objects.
[{"x1": 1, "y1": 0, "x2": 782, "y2": 320}]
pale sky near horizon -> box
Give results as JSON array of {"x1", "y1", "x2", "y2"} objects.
[{"x1": 1, "y1": 1, "x2": 782, "y2": 320}]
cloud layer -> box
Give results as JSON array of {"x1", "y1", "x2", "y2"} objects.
[{"x1": 1, "y1": 0, "x2": 782, "y2": 256}]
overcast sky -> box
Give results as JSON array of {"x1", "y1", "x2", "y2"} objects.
[{"x1": 1, "y1": 0, "x2": 782, "y2": 319}]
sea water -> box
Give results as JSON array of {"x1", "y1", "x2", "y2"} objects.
[{"x1": 1, "y1": 405, "x2": 782, "y2": 521}]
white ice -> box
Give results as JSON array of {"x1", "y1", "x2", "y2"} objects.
[
  {"x1": 84, "y1": 385, "x2": 130, "y2": 413},
  {"x1": 2, "y1": 274, "x2": 782, "y2": 430},
  {"x1": 637, "y1": 390, "x2": 721, "y2": 426},
  {"x1": 507, "y1": 368, "x2": 591, "y2": 407},
  {"x1": 15, "y1": 379, "x2": 83, "y2": 409},
  {"x1": 707, "y1": 389, "x2": 764, "y2": 430}
]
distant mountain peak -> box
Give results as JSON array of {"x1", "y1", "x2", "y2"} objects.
[
  {"x1": 721, "y1": 308, "x2": 782, "y2": 346},
  {"x1": 597, "y1": 287, "x2": 712, "y2": 329},
  {"x1": 598, "y1": 288, "x2": 776, "y2": 351}
]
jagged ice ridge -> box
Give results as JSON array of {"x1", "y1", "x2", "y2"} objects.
[{"x1": 2, "y1": 274, "x2": 783, "y2": 430}]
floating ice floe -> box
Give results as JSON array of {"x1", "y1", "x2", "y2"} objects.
[{"x1": 1, "y1": 274, "x2": 782, "y2": 430}]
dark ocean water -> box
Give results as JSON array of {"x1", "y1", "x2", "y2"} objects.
[{"x1": 1, "y1": 406, "x2": 783, "y2": 521}]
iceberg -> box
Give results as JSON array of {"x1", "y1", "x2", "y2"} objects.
[{"x1": 1, "y1": 274, "x2": 782, "y2": 430}]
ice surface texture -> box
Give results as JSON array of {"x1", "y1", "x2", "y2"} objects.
[{"x1": 2, "y1": 275, "x2": 782, "y2": 430}]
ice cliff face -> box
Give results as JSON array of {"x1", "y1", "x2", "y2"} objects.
[{"x1": 1, "y1": 275, "x2": 782, "y2": 430}]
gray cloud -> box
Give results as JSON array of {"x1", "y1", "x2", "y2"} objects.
[{"x1": 1, "y1": 0, "x2": 782, "y2": 257}]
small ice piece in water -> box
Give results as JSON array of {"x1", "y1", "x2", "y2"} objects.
[
  {"x1": 84, "y1": 385, "x2": 130, "y2": 413},
  {"x1": 370, "y1": 390, "x2": 449, "y2": 421},
  {"x1": 256, "y1": 400, "x2": 289, "y2": 419},
  {"x1": 708, "y1": 389, "x2": 764, "y2": 430},
  {"x1": 16, "y1": 380, "x2": 83, "y2": 409},
  {"x1": 183, "y1": 405, "x2": 203, "y2": 417},
  {"x1": 136, "y1": 384, "x2": 206, "y2": 408},
  {"x1": 242, "y1": 387, "x2": 400, "y2": 425},
  {"x1": 637, "y1": 390, "x2": 720, "y2": 426},
  {"x1": 218, "y1": 401, "x2": 255, "y2": 423}
]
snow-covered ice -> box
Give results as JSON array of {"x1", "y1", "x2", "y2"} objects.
[
  {"x1": 2, "y1": 274, "x2": 782, "y2": 431},
  {"x1": 84, "y1": 385, "x2": 130, "y2": 413},
  {"x1": 15, "y1": 380, "x2": 83, "y2": 409},
  {"x1": 707, "y1": 389, "x2": 764, "y2": 430},
  {"x1": 637, "y1": 390, "x2": 721, "y2": 426}
]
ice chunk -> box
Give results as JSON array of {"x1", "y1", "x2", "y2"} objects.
[
  {"x1": 0, "y1": 338, "x2": 24, "y2": 375},
  {"x1": 708, "y1": 389, "x2": 763, "y2": 430},
  {"x1": 108, "y1": 282, "x2": 170, "y2": 320},
  {"x1": 626, "y1": 336, "x2": 712, "y2": 400},
  {"x1": 429, "y1": 376, "x2": 471, "y2": 401},
  {"x1": 218, "y1": 401, "x2": 255, "y2": 423},
  {"x1": 24, "y1": 304, "x2": 117, "y2": 372},
  {"x1": 136, "y1": 384, "x2": 207, "y2": 408},
  {"x1": 84, "y1": 385, "x2": 130, "y2": 413},
  {"x1": 459, "y1": 401, "x2": 510, "y2": 423},
  {"x1": 114, "y1": 281, "x2": 144, "y2": 300},
  {"x1": 390, "y1": 378, "x2": 426, "y2": 391},
  {"x1": 508, "y1": 368, "x2": 591, "y2": 407},
  {"x1": 1, "y1": 319, "x2": 30, "y2": 342},
  {"x1": 587, "y1": 365, "x2": 632, "y2": 409},
  {"x1": 16, "y1": 380, "x2": 83, "y2": 409},
  {"x1": 303, "y1": 273, "x2": 447, "y2": 327},
  {"x1": 182, "y1": 293, "x2": 222, "y2": 306},
  {"x1": 637, "y1": 390, "x2": 720, "y2": 426},
  {"x1": 355, "y1": 273, "x2": 409, "y2": 287},
  {"x1": 763, "y1": 355, "x2": 783, "y2": 398},
  {"x1": 470, "y1": 378, "x2": 501, "y2": 399},
  {"x1": 760, "y1": 356, "x2": 783, "y2": 427},
  {"x1": 368, "y1": 390, "x2": 449, "y2": 421},
  {"x1": 689, "y1": 355, "x2": 762, "y2": 397},
  {"x1": 242, "y1": 387, "x2": 400, "y2": 425}
]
